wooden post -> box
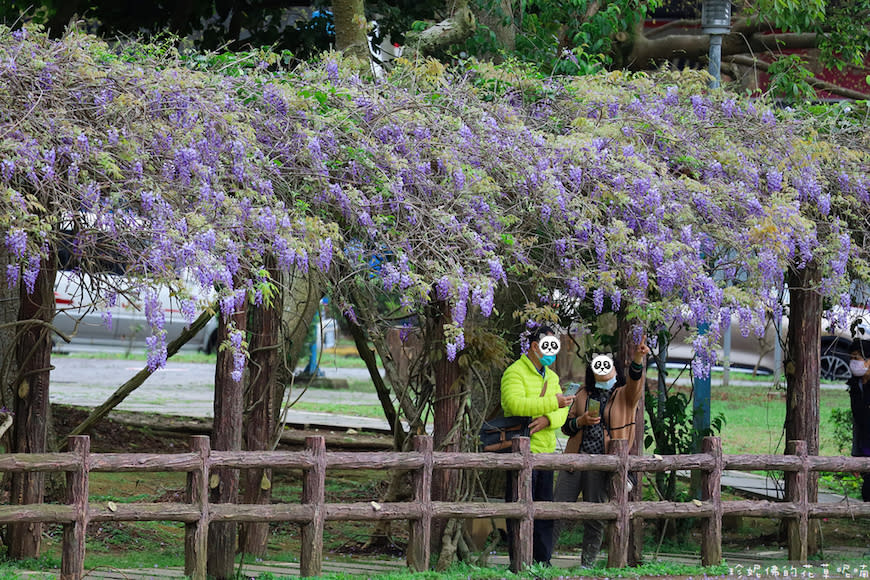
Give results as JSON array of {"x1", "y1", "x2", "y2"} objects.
[
  {"x1": 701, "y1": 436, "x2": 723, "y2": 566},
  {"x1": 185, "y1": 436, "x2": 210, "y2": 580},
  {"x1": 508, "y1": 436, "x2": 533, "y2": 573},
  {"x1": 301, "y1": 436, "x2": 326, "y2": 577},
  {"x1": 607, "y1": 438, "x2": 630, "y2": 568},
  {"x1": 61, "y1": 435, "x2": 89, "y2": 580},
  {"x1": 407, "y1": 436, "x2": 433, "y2": 571},
  {"x1": 786, "y1": 440, "x2": 809, "y2": 563}
]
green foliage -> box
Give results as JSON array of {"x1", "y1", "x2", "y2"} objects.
[
  {"x1": 766, "y1": 54, "x2": 817, "y2": 102},
  {"x1": 645, "y1": 390, "x2": 727, "y2": 456},
  {"x1": 746, "y1": 0, "x2": 827, "y2": 31},
  {"x1": 820, "y1": 404, "x2": 862, "y2": 500},
  {"x1": 644, "y1": 370, "x2": 726, "y2": 509},
  {"x1": 463, "y1": 0, "x2": 661, "y2": 75},
  {"x1": 829, "y1": 407, "x2": 853, "y2": 455}
]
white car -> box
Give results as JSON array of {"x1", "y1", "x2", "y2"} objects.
[{"x1": 53, "y1": 270, "x2": 213, "y2": 354}]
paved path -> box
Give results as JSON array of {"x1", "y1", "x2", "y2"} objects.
[{"x1": 50, "y1": 357, "x2": 395, "y2": 432}]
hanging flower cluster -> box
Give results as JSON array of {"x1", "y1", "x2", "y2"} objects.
[{"x1": 0, "y1": 27, "x2": 335, "y2": 373}]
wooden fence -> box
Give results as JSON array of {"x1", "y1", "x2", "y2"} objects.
[{"x1": 2, "y1": 434, "x2": 870, "y2": 579}]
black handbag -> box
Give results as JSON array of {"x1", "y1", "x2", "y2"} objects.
[{"x1": 479, "y1": 415, "x2": 531, "y2": 452}]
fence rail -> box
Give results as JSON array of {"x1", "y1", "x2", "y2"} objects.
[{"x1": 3, "y1": 434, "x2": 870, "y2": 579}]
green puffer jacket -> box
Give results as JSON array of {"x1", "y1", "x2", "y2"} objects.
[{"x1": 500, "y1": 355, "x2": 569, "y2": 454}]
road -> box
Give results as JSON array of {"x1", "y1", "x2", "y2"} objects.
[{"x1": 49, "y1": 356, "x2": 393, "y2": 432}]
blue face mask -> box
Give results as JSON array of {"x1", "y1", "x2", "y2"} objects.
[
  {"x1": 596, "y1": 377, "x2": 617, "y2": 390},
  {"x1": 540, "y1": 355, "x2": 556, "y2": 367}
]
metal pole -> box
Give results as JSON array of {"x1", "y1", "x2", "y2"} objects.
[
  {"x1": 693, "y1": 322, "x2": 712, "y2": 448},
  {"x1": 708, "y1": 34, "x2": 723, "y2": 88},
  {"x1": 722, "y1": 318, "x2": 731, "y2": 388}
]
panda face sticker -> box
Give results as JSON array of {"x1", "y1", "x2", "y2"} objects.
[
  {"x1": 538, "y1": 335, "x2": 561, "y2": 357},
  {"x1": 591, "y1": 355, "x2": 615, "y2": 376}
]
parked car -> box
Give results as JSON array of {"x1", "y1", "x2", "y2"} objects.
[
  {"x1": 53, "y1": 270, "x2": 213, "y2": 354},
  {"x1": 665, "y1": 307, "x2": 870, "y2": 381},
  {"x1": 54, "y1": 270, "x2": 338, "y2": 358}
]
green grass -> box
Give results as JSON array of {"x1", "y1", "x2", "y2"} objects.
[
  {"x1": 59, "y1": 349, "x2": 216, "y2": 364},
  {"x1": 708, "y1": 385, "x2": 850, "y2": 457},
  {"x1": 257, "y1": 560, "x2": 734, "y2": 579},
  {"x1": 290, "y1": 401, "x2": 384, "y2": 418},
  {"x1": 648, "y1": 368, "x2": 777, "y2": 383}
]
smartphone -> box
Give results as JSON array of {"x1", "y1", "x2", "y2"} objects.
[
  {"x1": 563, "y1": 382, "x2": 581, "y2": 397},
  {"x1": 587, "y1": 399, "x2": 600, "y2": 418}
]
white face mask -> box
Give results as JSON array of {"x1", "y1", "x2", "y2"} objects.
[{"x1": 850, "y1": 359, "x2": 868, "y2": 377}]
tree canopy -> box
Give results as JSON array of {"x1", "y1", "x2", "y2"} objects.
[
  {"x1": 4, "y1": 1, "x2": 868, "y2": 99},
  {"x1": 3, "y1": 27, "x2": 868, "y2": 376}
]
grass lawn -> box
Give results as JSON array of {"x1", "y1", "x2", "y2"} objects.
[{"x1": 710, "y1": 384, "x2": 850, "y2": 457}]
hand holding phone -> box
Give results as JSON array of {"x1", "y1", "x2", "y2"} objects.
[
  {"x1": 563, "y1": 382, "x2": 581, "y2": 397},
  {"x1": 587, "y1": 399, "x2": 600, "y2": 418}
]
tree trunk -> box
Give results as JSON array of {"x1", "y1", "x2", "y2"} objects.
[
  {"x1": 784, "y1": 263, "x2": 820, "y2": 556},
  {"x1": 0, "y1": 245, "x2": 19, "y2": 413},
  {"x1": 431, "y1": 301, "x2": 461, "y2": 553},
  {"x1": 274, "y1": 270, "x2": 321, "y2": 420},
  {"x1": 241, "y1": 261, "x2": 279, "y2": 557},
  {"x1": 208, "y1": 300, "x2": 247, "y2": 578},
  {"x1": 9, "y1": 255, "x2": 57, "y2": 560},
  {"x1": 616, "y1": 312, "x2": 644, "y2": 567},
  {"x1": 476, "y1": 0, "x2": 516, "y2": 58},
  {"x1": 404, "y1": 0, "x2": 476, "y2": 59},
  {"x1": 333, "y1": 0, "x2": 370, "y2": 60}
]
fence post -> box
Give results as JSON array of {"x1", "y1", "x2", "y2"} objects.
[
  {"x1": 408, "y1": 436, "x2": 433, "y2": 571},
  {"x1": 61, "y1": 435, "x2": 89, "y2": 580},
  {"x1": 786, "y1": 440, "x2": 808, "y2": 563},
  {"x1": 507, "y1": 436, "x2": 533, "y2": 573},
  {"x1": 607, "y1": 438, "x2": 629, "y2": 568},
  {"x1": 701, "y1": 436, "x2": 723, "y2": 565},
  {"x1": 301, "y1": 436, "x2": 326, "y2": 577},
  {"x1": 185, "y1": 436, "x2": 210, "y2": 580}
]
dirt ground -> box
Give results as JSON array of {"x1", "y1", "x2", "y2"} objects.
[{"x1": 52, "y1": 404, "x2": 193, "y2": 453}]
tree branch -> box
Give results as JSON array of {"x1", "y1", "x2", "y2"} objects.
[
  {"x1": 725, "y1": 54, "x2": 870, "y2": 100},
  {"x1": 748, "y1": 33, "x2": 819, "y2": 54},
  {"x1": 403, "y1": 2, "x2": 476, "y2": 58},
  {"x1": 645, "y1": 19, "x2": 699, "y2": 38},
  {"x1": 627, "y1": 25, "x2": 821, "y2": 71}
]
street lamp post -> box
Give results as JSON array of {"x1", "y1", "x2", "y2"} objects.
[{"x1": 702, "y1": 0, "x2": 732, "y2": 88}]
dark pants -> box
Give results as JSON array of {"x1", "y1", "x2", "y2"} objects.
[
  {"x1": 863, "y1": 472, "x2": 870, "y2": 502},
  {"x1": 505, "y1": 469, "x2": 554, "y2": 566},
  {"x1": 553, "y1": 469, "x2": 609, "y2": 566}
]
